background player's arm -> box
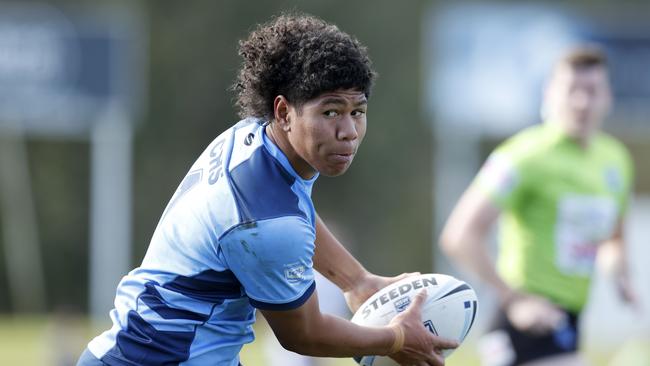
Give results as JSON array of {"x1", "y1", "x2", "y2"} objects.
[
  {"x1": 439, "y1": 186, "x2": 514, "y2": 303},
  {"x1": 261, "y1": 289, "x2": 457, "y2": 365},
  {"x1": 313, "y1": 214, "x2": 417, "y2": 312},
  {"x1": 440, "y1": 185, "x2": 567, "y2": 333}
]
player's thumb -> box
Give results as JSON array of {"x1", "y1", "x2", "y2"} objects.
[
  {"x1": 409, "y1": 289, "x2": 427, "y2": 311},
  {"x1": 434, "y1": 335, "x2": 460, "y2": 350},
  {"x1": 398, "y1": 271, "x2": 421, "y2": 280}
]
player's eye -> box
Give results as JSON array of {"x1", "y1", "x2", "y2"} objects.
[
  {"x1": 323, "y1": 110, "x2": 339, "y2": 117},
  {"x1": 351, "y1": 109, "x2": 366, "y2": 117}
]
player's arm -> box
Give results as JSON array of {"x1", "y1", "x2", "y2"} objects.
[
  {"x1": 438, "y1": 185, "x2": 515, "y2": 304},
  {"x1": 313, "y1": 214, "x2": 367, "y2": 293},
  {"x1": 261, "y1": 288, "x2": 457, "y2": 365},
  {"x1": 597, "y1": 150, "x2": 636, "y2": 306},
  {"x1": 313, "y1": 214, "x2": 417, "y2": 312},
  {"x1": 220, "y1": 216, "x2": 456, "y2": 364},
  {"x1": 440, "y1": 183, "x2": 566, "y2": 334},
  {"x1": 598, "y1": 219, "x2": 637, "y2": 305}
]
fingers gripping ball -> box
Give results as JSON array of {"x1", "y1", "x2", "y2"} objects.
[{"x1": 351, "y1": 273, "x2": 479, "y2": 366}]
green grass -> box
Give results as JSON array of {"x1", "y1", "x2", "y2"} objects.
[
  {"x1": 1, "y1": 315, "x2": 646, "y2": 366},
  {"x1": 0, "y1": 314, "x2": 100, "y2": 366},
  {"x1": 0, "y1": 316, "x2": 48, "y2": 365},
  {"x1": 0, "y1": 314, "x2": 478, "y2": 366}
]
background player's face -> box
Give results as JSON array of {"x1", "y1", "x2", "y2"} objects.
[
  {"x1": 545, "y1": 64, "x2": 612, "y2": 141},
  {"x1": 285, "y1": 89, "x2": 367, "y2": 178}
]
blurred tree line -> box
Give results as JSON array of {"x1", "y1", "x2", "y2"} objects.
[
  {"x1": 0, "y1": 0, "x2": 433, "y2": 312},
  {"x1": 4, "y1": 0, "x2": 647, "y2": 314}
]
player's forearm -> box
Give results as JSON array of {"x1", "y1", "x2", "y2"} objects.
[
  {"x1": 598, "y1": 220, "x2": 627, "y2": 274},
  {"x1": 598, "y1": 222, "x2": 637, "y2": 304},
  {"x1": 284, "y1": 313, "x2": 396, "y2": 357},
  {"x1": 440, "y1": 226, "x2": 514, "y2": 304},
  {"x1": 599, "y1": 238, "x2": 627, "y2": 273},
  {"x1": 313, "y1": 214, "x2": 368, "y2": 292},
  {"x1": 440, "y1": 188, "x2": 515, "y2": 304}
]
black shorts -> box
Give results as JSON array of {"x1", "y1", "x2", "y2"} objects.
[{"x1": 479, "y1": 307, "x2": 580, "y2": 366}]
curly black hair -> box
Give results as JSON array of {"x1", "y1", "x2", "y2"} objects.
[{"x1": 233, "y1": 13, "x2": 376, "y2": 120}]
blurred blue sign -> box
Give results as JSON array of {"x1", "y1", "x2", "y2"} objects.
[
  {"x1": 593, "y1": 35, "x2": 650, "y2": 130},
  {"x1": 0, "y1": 2, "x2": 144, "y2": 138},
  {"x1": 425, "y1": 3, "x2": 650, "y2": 135}
]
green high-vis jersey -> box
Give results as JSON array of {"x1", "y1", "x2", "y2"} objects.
[{"x1": 473, "y1": 122, "x2": 634, "y2": 312}]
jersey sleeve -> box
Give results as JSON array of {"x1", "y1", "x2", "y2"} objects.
[
  {"x1": 218, "y1": 216, "x2": 316, "y2": 310},
  {"x1": 472, "y1": 150, "x2": 525, "y2": 210}
]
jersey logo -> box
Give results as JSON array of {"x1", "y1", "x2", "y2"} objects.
[
  {"x1": 244, "y1": 133, "x2": 255, "y2": 146},
  {"x1": 604, "y1": 166, "x2": 623, "y2": 194},
  {"x1": 208, "y1": 138, "x2": 226, "y2": 185},
  {"x1": 284, "y1": 263, "x2": 305, "y2": 283}
]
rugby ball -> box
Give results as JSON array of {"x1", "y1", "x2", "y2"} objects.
[{"x1": 350, "y1": 273, "x2": 478, "y2": 366}]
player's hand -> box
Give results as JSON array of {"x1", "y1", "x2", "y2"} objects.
[
  {"x1": 597, "y1": 240, "x2": 642, "y2": 312},
  {"x1": 615, "y1": 269, "x2": 642, "y2": 313},
  {"x1": 504, "y1": 292, "x2": 566, "y2": 335},
  {"x1": 344, "y1": 272, "x2": 420, "y2": 313},
  {"x1": 388, "y1": 290, "x2": 459, "y2": 366}
]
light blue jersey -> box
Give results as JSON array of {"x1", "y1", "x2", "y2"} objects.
[{"x1": 86, "y1": 118, "x2": 318, "y2": 365}]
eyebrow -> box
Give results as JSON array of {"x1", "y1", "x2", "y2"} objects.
[{"x1": 319, "y1": 96, "x2": 368, "y2": 107}]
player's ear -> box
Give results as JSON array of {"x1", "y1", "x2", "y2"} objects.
[{"x1": 273, "y1": 95, "x2": 291, "y2": 132}]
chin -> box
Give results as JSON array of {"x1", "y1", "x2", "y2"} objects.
[
  {"x1": 574, "y1": 124, "x2": 597, "y2": 138},
  {"x1": 319, "y1": 165, "x2": 350, "y2": 177}
]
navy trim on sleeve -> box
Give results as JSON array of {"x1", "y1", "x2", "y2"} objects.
[{"x1": 249, "y1": 281, "x2": 316, "y2": 311}]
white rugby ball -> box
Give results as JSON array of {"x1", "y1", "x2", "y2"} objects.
[{"x1": 351, "y1": 273, "x2": 478, "y2": 366}]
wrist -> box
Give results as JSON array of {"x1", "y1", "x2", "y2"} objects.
[
  {"x1": 388, "y1": 325, "x2": 404, "y2": 354},
  {"x1": 342, "y1": 268, "x2": 371, "y2": 293}
]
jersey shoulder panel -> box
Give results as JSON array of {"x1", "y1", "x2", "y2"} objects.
[
  {"x1": 474, "y1": 125, "x2": 549, "y2": 206},
  {"x1": 594, "y1": 132, "x2": 634, "y2": 168},
  {"x1": 225, "y1": 124, "x2": 306, "y2": 224},
  {"x1": 228, "y1": 147, "x2": 302, "y2": 223},
  {"x1": 493, "y1": 124, "x2": 555, "y2": 164}
]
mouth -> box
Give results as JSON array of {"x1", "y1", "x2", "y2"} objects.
[{"x1": 329, "y1": 152, "x2": 354, "y2": 164}]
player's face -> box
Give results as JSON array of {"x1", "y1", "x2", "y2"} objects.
[
  {"x1": 285, "y1": 89, "x2": 367, "y2": 178},
  {"x1": 545, "y1": 64, "x2": 612, "y2": 141}
]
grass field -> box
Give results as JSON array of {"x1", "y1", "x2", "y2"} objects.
[
  {"x1": 0, "y1": 315, "x2": 646, "y2": 366},
  {"x1": 0, "y1": 314, "x2": 479, "y2": 366}
]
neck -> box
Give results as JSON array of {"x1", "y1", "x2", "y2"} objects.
[
  {"x1": 546, "y1": 119, "x2": 594, "y2": 149},
  {"x1": 264, "y1": 122, "x2": 316, "y2": 179},
  {"x1": 573, "y1": 134, "x2": 591, "y2": 149}
]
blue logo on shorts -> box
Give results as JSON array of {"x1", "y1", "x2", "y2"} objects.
[{"x1": 553, "y1": 323, "x2": 576, "y2": 350}]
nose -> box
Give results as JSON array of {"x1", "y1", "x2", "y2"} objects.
[
  {"x1": 336, "y1": 116, "x2": 358, "y2": 141},
  {"x1": 572, "y1": 90, "x2": 591, "y2": 112}
]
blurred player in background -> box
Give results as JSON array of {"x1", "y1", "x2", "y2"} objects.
[
  {"x1": 439, "y1": 45, "x2": 637, "y2": 366},
  {"x1": 77, "y1": 13, "x2": 457, "y2": 366}
]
